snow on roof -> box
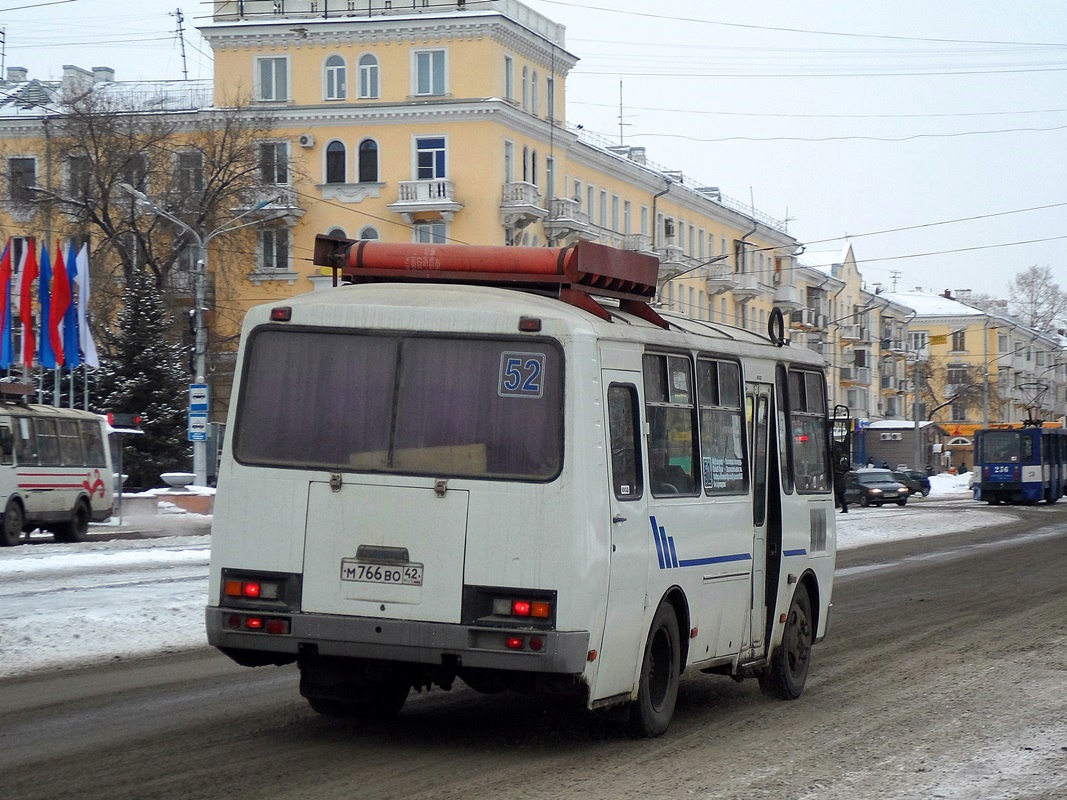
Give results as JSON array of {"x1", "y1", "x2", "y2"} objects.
[
  {"x1": 866, "y1": 420, "x2": 943, "y2": 430},
  {"x1": 798, "y1": 246, "x2": 850, "y2": 271},
  {"x1": 880, "y1": 289, "x2": 985, "y2": 318}
]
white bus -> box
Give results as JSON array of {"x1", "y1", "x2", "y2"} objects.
[
  {"x1": 206, "y1": 239, "x2": 837, "y2": 736},
  {"x1": 0, "y1": 385, "x2": 115, "y2": 546}
]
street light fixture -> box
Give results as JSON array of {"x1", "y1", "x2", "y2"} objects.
[{"x1": 119, "y1": 183, "x2": 283, "y2": 485}]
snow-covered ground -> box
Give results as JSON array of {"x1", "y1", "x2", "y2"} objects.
[{"x1": 0, "y1": 474, "x2": 984, "y2": 679}]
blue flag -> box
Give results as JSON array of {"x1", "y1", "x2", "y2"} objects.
[
  {"x1": 63, "y1": 239, "x2": 80, "y2": 369},
  {"x1": 38, "y1": 243, "x2": 56, "y2": 370}
]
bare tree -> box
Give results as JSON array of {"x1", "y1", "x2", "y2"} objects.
[{"x1": 1008, "y1": 265, "x2": 1067, "y2": 332}]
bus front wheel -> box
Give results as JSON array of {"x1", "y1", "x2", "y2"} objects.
[
  {"x1": 759, "y1": 587, "x2": 813, "y2": 700},
  {"x1": 629, "y1": 600, "x2": 681, "y2": 738},
  {"x1": 54, "y1": 500, "x2": 90, "y2": 544},
  {"x1": 1, "y1": 500, "x2": 23, "y2": 547}
]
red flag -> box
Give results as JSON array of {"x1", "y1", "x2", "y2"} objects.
[
  {"x1": 49, "y1": 240, "x2": 71, "y2": 365},
  {"x1": 0, "y1": 240, "x2": 10, "y2": 338},
  {"x1": 18, "y1": 238, "x2": 37, "y2": 367}
]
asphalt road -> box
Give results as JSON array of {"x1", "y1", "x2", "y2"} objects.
[{"x1": 1, "y1": 505, "x2": 1065, "y2": 800}]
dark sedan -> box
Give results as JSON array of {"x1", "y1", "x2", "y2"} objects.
[
  {"x1": 844, "y1": 468, "x2": 909, "y2": 507},
  {"x1": 894, "y1": 469, "x2": 931, "y2": 497}
]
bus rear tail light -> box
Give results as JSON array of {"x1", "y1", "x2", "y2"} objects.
[
  {"x1": 224, "y1": 579, "x2": 280, "y2": 600},
  {"x1": 491, "y1": 597, "x2": 553, "y2": 620},
  {"x1": 225, "y1": 614, "x2": 291, "y2": 635}
]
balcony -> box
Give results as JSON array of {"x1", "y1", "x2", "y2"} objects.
[
  {"x1": 773, "y1": 284, "x2": 804, "y2": 311},
  {"x1": 880, "y1": 374, "x2": 899, "y2": 390},
  {"x1": 790, "y1": 308, "x2": 817, "y2": 330},
  {"x1": 705, "y1": 263, "x2": 738, "y2": 295},
  {"x1": 841, "y1": 366, "x2": 871, "y2": 385},
  {"x1": 388, "y1": 179, "x2": 464, "y2": 223},
  {"x1": 839, "y1": 324, "x2": 869, "y2": 343},
  {"x1": 233, "y1": 185, "x2": 305, "y2": 222},
  {"x1": 500, "y1": 181, "x2": 547, "y2": 230},
  {"x1": 624, "y1": 232, "x2": 655, "y2": 255},
  {"x1": 731, "y1": 272, "x2": 760, "y2": 303},
  {"x1": 881, "y1": 337, "x2": 908, "y2": 354},
  {"x1": 542, "y1": 196, "x2": 592, "y2": 244}
]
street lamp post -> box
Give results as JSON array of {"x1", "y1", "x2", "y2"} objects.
[{"x1": 119, "y1": 184, "x2": 281, "y2": 486}]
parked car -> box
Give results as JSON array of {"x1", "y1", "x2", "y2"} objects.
[
  {"x1": 844, "y1": 468, "x2": 909, "y2": 507},
  {"x1": 891, "y1": 469, "x2": 931, "y2": 497}
]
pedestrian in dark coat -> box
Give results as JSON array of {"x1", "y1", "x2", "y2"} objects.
[{"x1": 834, "y1": 470, "x2": 848, "y2": 513}]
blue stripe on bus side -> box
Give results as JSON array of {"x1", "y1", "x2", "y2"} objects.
[
  {"x1": 784, "y1": 549, "x2": 808, "y2": 557},
  {"x1": 650, "y1": 516, "x2": 666, "y2": 569},
  {"x1": 678, "y1": 553, "x2": 751, "y2": 567}
]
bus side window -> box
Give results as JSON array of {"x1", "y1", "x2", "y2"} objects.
[
  {"x1": 81, "y1": 421, "x2": 108, "y2": 467},
  {"x1": 57, "y1": 420, "x2": 85, "y2": 466},
  {"x1": 15, "y1": 418, "x2": 37, "y2": 466},
  {"x1": 643, "y1": 353, "x2": 698, "y2": 497},
  {"x1": 607, "y1": 384, "x2": 643, "y2": 501},
  {"x1": 35, "y1": 420, "x2": 61, "y2": 466},
  {"x1": 0, "y1": 422, "x2": 12, "y2": 465}
]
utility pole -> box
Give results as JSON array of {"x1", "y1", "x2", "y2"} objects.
[{"x1": 172, "y1": 9, "x2": 189, "y2": 81}]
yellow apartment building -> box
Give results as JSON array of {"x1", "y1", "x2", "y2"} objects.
[{"x1": 10, "y1": 0, "x2": 1057, "y2": 456}]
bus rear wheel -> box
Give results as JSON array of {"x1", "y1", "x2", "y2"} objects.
[
  {"x1": 759, "y1": 587, "x2": 813, "y2": 700},
  {"x1": 1, "y1": 499, "x2": 23, "y2": 547},
  {"x1": 54, "y1": 500, "x2": 90, "y2": 544},
  {"x1": 299, "y1": 656, "x2": 410, "y2": 720},
  {"x1": 629, "y1": 600, "x2": 680, "y2": 738}
]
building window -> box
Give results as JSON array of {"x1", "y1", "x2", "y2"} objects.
[
  {"x1": 521, "y1": 66, "x2": 528, "y2": 109},
  {"x1": 545, "y1": 156, "x2": 554, "y2": 198},
  {"x1": 504, "y1": 55, "x2": 514, "y2": 101},
  {"x1": 413, "y1": 221, "x2": 447, "y2": 244},
  {"x1": 261, "y1": 228, "x2": 290, "y2": 271},
  {"x1": 325, "y1": 227, "x2": 347, "y2": 238},
  {"x1": 359, "y1": 54, "x2": 380, "y2": 99},
  {"x1": 504, "y1": 140, "x2": 514, "y2": 183},
  {"x1": 531, "y1": 70, "x2": 539, "y2": 116},
  {"x1": 358, "y1": 139, "x2": 378, "y2": 183},
  {"x1": 910, "y1": 330, "x2": 929, "y2": 355},
  {"x1": 325, "y1": 141, "x2": 346, "y2": 184},
  {"x1": 117, "y1": 154, "x2": 148, "y2": 194},
  {"x1": 358, "y1": 226, "x2": 380, "y2": 240},
  {"x1": 599, "y1": 190, "x2": 607, "y2": 227},
  {"x1": 176, "y1": 151, "x2": 204, "y2": 195},
  {"x1": 951, "y1": 330, "x2": 966, "y2": 352},
  {"x1": 259, "y1": 142, "x2": 288, "y2": 185},
  {"x1": 546, "y1": 76, "x2": 555, "y2": 120},
  {"x1": 415, "y1": 137, "x2": 446, "y2": 180},
  {"x1": 325, "y1": 55, "x2": 346, "y2": 100},
  {"x1": 414, "y1": 49, "x2": 446, "y2": 96},
  {"x1": 256, "y1": 56, "x2": 288, "y2": 102},
  {"x1": 998, "y1": 333, "x2": 1009, "y2": 353},
  {"x1": 530, "y1": 150, "x2": 538, "y2": 188},
  {"x1": 950, "y1": 399, "x2": 968, "y2": 422},
  {"x1": 68, "y1": 155, "x2": 92, "y2": 202}
]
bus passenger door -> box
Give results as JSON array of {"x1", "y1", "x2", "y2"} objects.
[
  {"x1": 596, "y1": 374, "x2": 650, "y2": 698},
  {"x1": 745, "y1": 382, "x2": 773, "y2": 655}
]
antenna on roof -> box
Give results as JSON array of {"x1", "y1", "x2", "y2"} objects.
[{"x1": 171, "y1": 9, "x2": 189, "y2": 81}]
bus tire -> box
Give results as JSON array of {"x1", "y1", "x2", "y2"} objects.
[
  {"x1": 759, "y1": 586, "x2": 813, "y2": 700},
  {"x1": 629, "y1": 600, "x2": 681, "y2": 738},
  {"x1": 306, "y1": 680, "x2": 409, "y2": 720},
  {"x1": 1, "y1": 499, "x2": 23, "y2": 547},
  {"x1": 54, "y1": 499, "x2": 90, "y2": 544}
]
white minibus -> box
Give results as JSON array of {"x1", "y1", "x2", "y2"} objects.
[
  {"x1": 0, "y1": 385, "x2": 115, "y2": 546},
  {"x1": 206, "y1": 239, "x2": 837, "y2": 736}
]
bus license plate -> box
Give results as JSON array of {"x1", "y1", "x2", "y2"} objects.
[{"x1": 341, "y1": 559, "x2": 424, "y2": 587}]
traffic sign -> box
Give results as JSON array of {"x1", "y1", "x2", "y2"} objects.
[
  {"x1": 188, "y1": 412, "x2": 208, "y2": 441},
  {"x1": 189, "y1": 383, "x2": 209, "y2": 413}
]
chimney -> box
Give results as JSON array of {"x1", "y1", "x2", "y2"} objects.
[
  {"x1": 629, "y1": 146, "x2": 647, "y2": 166},
  {"x1": 662, "y1": 170, "x2": 684, "y2": 183},
  {"x1": 61, "y1": 65, "x2": 94, "y2": 95},
  {"x1": 697, "y1": 186, "x2": 722, "y2": 201},
  {"x1": 6, "y1": 66, "x2": 28, "y2": 83},
  {"x1": 92, "y1": 66, "x2": 115, "y2": 84}
]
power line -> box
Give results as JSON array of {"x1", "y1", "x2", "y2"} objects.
[
  {"x1": 532, "y1": 0, "x2": 1067, "y2": 48},
  {"x1": 629, "y1": 124, "x2": 1067, "y2": 143}
]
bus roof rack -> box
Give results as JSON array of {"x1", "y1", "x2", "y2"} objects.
[
  {"x1": 0, "y1": 381, "x2": 34, "y2": 400},
  {"x1": 313, "y1": 236, "x2": 669, "y2": 329}
]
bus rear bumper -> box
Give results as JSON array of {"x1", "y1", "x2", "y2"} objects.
[{"x1": 205, "y1": 607, "x2": 591, "y2": 674}]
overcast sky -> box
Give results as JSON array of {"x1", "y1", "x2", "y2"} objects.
[{"x1": 3, "y1": 0, "x2": 1066, "y2": 299}]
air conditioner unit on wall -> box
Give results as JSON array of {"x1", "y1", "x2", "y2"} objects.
[
  {"x1": 890, "y1": 432, "x2": 903, "y2": 441},
  {"x1": 298, "y1": 134, "x2": 315, "y2": 148}
]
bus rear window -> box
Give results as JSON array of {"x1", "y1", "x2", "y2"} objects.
[{"x1": 234, "y1": 329, "x2": 563, "y2": 481}]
